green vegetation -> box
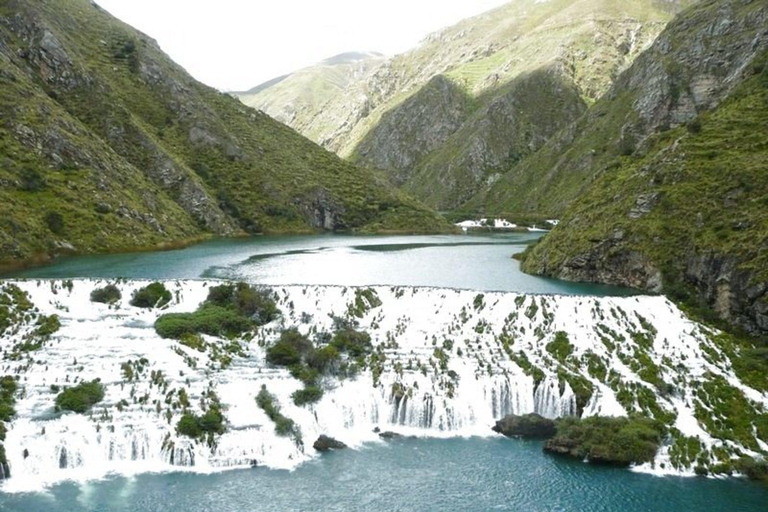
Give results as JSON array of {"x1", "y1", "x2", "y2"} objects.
[
  {"x1": 55, "y1": 379, "x2": 105, "y2": 413},
  {"x1": 546, "y1": 331, "x2": 574, "y2": 363},
  {"x1": 90, "y1": 284, "x2": 122, "y2": 304},
  {"x1": 130, "y1": 283, "x2": 171, "y2": 309},
  {"x1": 256, "y1": 385, "x2": 300, "y2": 440},
  {"x1": 155, "y1": 282, "x2": 277, "y2": 339},
  {"x1": 545, "y1": 415, "x2": 666, "y2": 466},
  {"x1": 176, "y1": 408, "x2": 225, "y2": 440},
  {"x1": 155, "y1": 306, "x2": 252, "y2": 339},
  {"x1": 347, "y1": 288, "x2": 382, "y2": 318},
  {"x1": 265, "y1": 325, "x2": 374, "y2": 406},
  {"x1": 0, "y1": 374, "x2": 18, "y2": 468},
  {"x1": 0, "y1": 0, "x2": 445, "y2": 269},
  {"x1": 291, "y1": 386, "x2": 324, "y2": 406}
]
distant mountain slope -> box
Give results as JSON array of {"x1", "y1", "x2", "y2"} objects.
[
  {"x1": 234, "y1": 52, "x2": 384, "y2": 127},
  {"x1": 518, "y1": 0, "x2": 768, "y2": 336},
  {"x1": 261, "y1": 0, "x2": 691, "y2": 210},
  {"x1": 0, "y1": 0, "x2": 443, "y2": 267}
]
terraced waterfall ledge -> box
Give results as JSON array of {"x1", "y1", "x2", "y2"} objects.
[{"x1": 0, "y1": 280, "x2": 766, "y2": 491}]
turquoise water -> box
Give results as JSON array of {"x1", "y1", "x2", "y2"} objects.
[
  {"x1": 2, "y1": 437, "x2": 766, "y2": 512},
  {"x1": 7, "y1": 233, "x2": 633, "y2": 295}
]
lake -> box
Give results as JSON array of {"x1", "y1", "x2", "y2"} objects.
[{"x1": 7, "y1": 233, "x2": 632, "y2": 296}]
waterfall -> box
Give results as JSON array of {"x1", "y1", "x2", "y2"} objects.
[{"x1": 0, "y1": 279, "x2": 751, "y2": 490}]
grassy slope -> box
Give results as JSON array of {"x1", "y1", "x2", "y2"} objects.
[
  {"x1": 0, "y1": 0, "x2": 444, "y2": 265},
  {"x1": 235, "y1": 53, "x2": 384, "y2": 127}
]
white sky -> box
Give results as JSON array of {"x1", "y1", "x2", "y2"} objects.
[{"x1": 95, "y1": 0, "x2": 510, "y2": 91}]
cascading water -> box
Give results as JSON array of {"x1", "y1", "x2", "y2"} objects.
[{"x1": 0, "y1": 279, "x2": 764, "y2": 492}]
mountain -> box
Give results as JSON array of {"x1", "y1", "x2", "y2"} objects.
[
  {"x1": 0, "y1": 1, "x2": 443, "y2": 268},
  {"x1": 250, "y1": 0, "x2": 693, "y2": 210},
  {"x1": 516, "y1": 0, "x2": 768, "y2": 336},
  {"x1": 233, "y1": 51, "x2": 384, "y2": 127}
]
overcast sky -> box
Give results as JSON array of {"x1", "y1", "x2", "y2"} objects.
[{"x1": 95, "y1": 0, "x2": 509, "y2": 91}]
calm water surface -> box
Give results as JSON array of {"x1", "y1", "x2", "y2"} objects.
[
  {"x1": 8, "y1": 233, "x2": 631, "y2": 295},
  {"x1": 1, "y1": 437, "x2": 765, "y2": 512}
]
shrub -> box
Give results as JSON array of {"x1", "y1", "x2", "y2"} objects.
[
  {"x1": 266, "y1": 328, "x2": 313, "y2": 366},
  {"x1": 546, "y1": 331, "x2": 574, "y2": 363},
  {"x1": 292, "y1": 386, "x2": 323, "y2": 406},
  {"x1": 55, "y1": 380, "x2": 105, "y2": 413},
  {"x1": 256, "y1": 385, "x2": 299, "y2": 439},
  {"x1": 306, "y1": 345, "x2": 340, "y2": 373},
  {"x1": 90, "y1": 284, "x2": 122, "y2": 304},
  {"x1": 44, "y1": 211, "x2": 65, "y2": 235},
  {"x1": 176, "y1": 407, "x2": 226, "y2": 439},
  {"x1": 735, "y1": 457, "x2": 768, "y2": 481},
  {"x1": 155, "y1": 305, "x2": 252, "y2": 339},
  {"x1": 206, "y1": 282, "x2": 278, "y2": 324},
  {"x1": 130, "y1": 282, "x2": 172, "y2": 308},
  {"x1": 176, "y1": 413, "x2": 202, "y2": 438},
  {"x1": 19, "y1": 168, "x2": 46, "y2": 191},
  {"x1": 331, "y1": 328, "x2": 372, "y2": 357}
]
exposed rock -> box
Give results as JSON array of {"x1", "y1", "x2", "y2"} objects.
[
  {"x1": 378, "y1": 431, "x2": 403, "y2": 440},
  {"x1": 312, "y1": 435, "x2": 347, "y2": 452},
  {"x1": 492, "y1": 413, "x2": 557, "y2": 438}
]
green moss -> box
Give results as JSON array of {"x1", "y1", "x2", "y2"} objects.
[
  {"x1": 694, "y1": 373, "x2": 768, "y2": 451},
  {"x1": 55, "y1": 379, "x2": 105, "y2": 413}
]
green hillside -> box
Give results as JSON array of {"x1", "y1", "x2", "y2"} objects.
[
  {"x1": 519, "y1": 0, "x2": 768, "y2": 336},
  {"x1": 0, "y1": 0, "x2": 444, "y2": 268}
]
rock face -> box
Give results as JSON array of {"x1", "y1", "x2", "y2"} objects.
[
  {"x1": 519, "y1": 0, "x2": 768, "y2": 336},
  {"x1": 0, "y1": 0, "x2": 442, "y2": 266},
  {"x1": 312, "y1": 435, "x2": 347, "y2": 452},
  {"x1": 492, "y1": 414, "x2": 556, "y2": 439}
]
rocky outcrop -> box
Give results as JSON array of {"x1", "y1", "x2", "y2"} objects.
[
  {"x1": 312, "y1": 435, "x2": 347, "y2": 452},
  {"x1": 353, "y1": 76, "x2": 473, "y2": 187},
  {"x1": 492, "y1": 414, "x2": 557, "y2": 439}
]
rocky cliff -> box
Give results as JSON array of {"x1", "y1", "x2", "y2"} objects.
[
  {"x1": 518, "y1": 0, "x2": 768, "y2": 336},
  {"x1": 0, "y1": 0, "x2": 443, "y2": 267}
]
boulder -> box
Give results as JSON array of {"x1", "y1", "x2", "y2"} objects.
[
  {"x1": 313, "y1": 435, "x2": 347, "y2": 452},
  {"x1": 492, "y1": 413, "x2": 557, "y2": 438},
  {"x1": 378, "y1": 431, "x2": 403, "y2": 440}
]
